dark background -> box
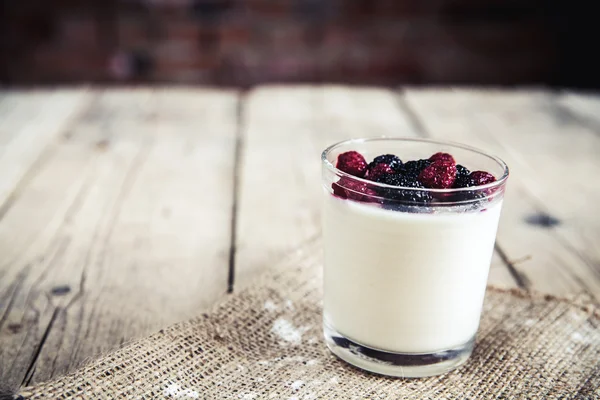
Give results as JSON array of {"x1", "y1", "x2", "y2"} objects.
[{"x1": 1, "y1": 0, "x2": 597, "y2": 88}]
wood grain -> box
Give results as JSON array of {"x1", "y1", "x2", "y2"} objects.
[
  {"x1": 0, "y1": 90, "x2": 91, "y2": 215},
  {"x1": 402, "y1": 88, "x2": 600, "y2": 300},
  {"x1": 0, "y1": 88, "x2": 239, "y2": 390}
]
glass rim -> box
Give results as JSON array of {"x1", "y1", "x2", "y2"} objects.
[{"x1": 321, "y1": 137, "x2": 509, "y2": 193}]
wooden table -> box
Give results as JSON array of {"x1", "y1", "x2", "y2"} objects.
[{"x1": 1, "y1": 87, "x2": 599, "y2": 393}]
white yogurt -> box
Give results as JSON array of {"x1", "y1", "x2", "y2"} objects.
[{"x1": 323, "y1": 192, "x2": 503, "y2": 353}]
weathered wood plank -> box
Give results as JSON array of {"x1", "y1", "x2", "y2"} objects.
[
  {"x1": 0, "y1": 88, "x2": 238, "y2": 390},
  {"x1": 234, "y1": 85, "x2": 518, "y2": 291},
  {"x1": 234, "y1": 86, "x2": 321, "y2": 288},
  {"x1": 555, "y1": 90, "x2": 600, "y2": 132},
  {"x1": 0, "y1": 90, "x2": 91, "y2": 212},
  {"x1": 402, "y1": 88, "x2": 600, "y2": 300}
]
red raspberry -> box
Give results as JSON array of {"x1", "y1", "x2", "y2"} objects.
[
  {"x1": 418, "y1": 161, "x2": 457, "y2": 189},
  {"x1": 331, "y1": 181, "x2": 347, "y2": 198},
  {"x1": 366, "y1": 163, "x2": 394, "y2": 181},
  {"x1": 469, "y1": 171, "x2": 496, "y2": 186},
  {"x1": 336, "y1": 151, "x2": 367, "y2": 177},
  {"x1": 429, "y1": 152, "x2": 456, "y2": 165},
  {"x1": 331, "y1": 177, "x2": 378, "y2": 202}
]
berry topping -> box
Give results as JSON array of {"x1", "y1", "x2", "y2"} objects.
[
  {"x1": 469, "y1": 171, "x2": 496, "y2": 186},
  {"x1": 400, "y1": 159, "x2": 431, "y2": 179},
  {"x1": 418, "y1": 161, "x2": 457, "y2": 189},
  {"x1": 453, "y1": 164, "x2": 472, "y2": 188},
  {"x1": 429, "y1": 152, "x2": 455, "y2": 165},
  {"x1": 332, "y1": 177, "x2": 378, "y2": 202},
  {"x1": 376, "y1": 173, "x2": 432, "y2": 204},
  {"x1": 366, "y1": 163, "x2": 394, "y2": 181},
  {"x1": 371, "y1": 154, "x2": 403, "y2": 171},
  {"x1": 330, "y1": 149, "x2": 497, "y2": 208},
  {"x1": 336, "y1": 151, "x2": 368, "y2": 177}
]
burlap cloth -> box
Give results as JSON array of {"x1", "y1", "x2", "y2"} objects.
[{"x1": 18, "y1": 239, "x2": 600, "y2": 399}]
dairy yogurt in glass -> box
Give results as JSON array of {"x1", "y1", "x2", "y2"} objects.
[{"x1": 321, "y1": 138, "x2": 509, "y2": 377}]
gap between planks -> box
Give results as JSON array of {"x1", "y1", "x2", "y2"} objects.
[
  {"x1": 0, "y1": 90, "x2": 95, "y2": 395},
  {"x1": 227, "y1": 91, "x2": 245, "y2": 294},
  {"x1": 2, "y1": 93, "x2": 98, "y2": 389}
]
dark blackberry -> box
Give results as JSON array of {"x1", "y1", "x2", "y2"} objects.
[
  {"x1": 453, "y1": 164, "x2": 473, "y2": 188},
  {"x1": 366, "y1": 162, "x2": 394, "y2": 181},
  {"x1": 400, "y1": 159, "x2": 431, "y2": 179},
  {"x1": 456, "y1": 164, "x2": 470, "y2": 179},
  {"x1": 376, "y1": 173, "x2": 409, "y2": 186},
  {"x1": 448, "y1": 166, "x2": 488, "y2": 202},
  {"x1": 376, "y1": 173, "x2": 433, "y2": 205},
  {"x1": 446, "y1": 189, "x2": 486, "y2": 204},
  {"x1": 370, "y1": 154, "x2": 403, "y2": 171}
]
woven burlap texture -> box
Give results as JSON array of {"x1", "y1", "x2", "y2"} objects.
[{"x1": 19, "y1": 240, "x2": 600, "y2": 399}]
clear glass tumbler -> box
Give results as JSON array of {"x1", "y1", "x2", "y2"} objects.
[{"x1": 321, "y1": 138, "x2": 509, "y2": 378}]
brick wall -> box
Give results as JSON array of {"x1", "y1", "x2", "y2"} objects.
[{"x1": 0, "y1": 0, "x2": 583, "y2": 86}]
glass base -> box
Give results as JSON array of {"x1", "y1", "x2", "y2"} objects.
[{"x1": 324, "y1": 322, "x2": 474, "y2": 378}]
